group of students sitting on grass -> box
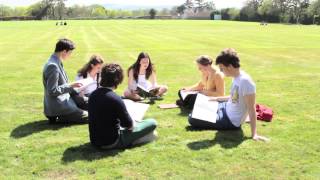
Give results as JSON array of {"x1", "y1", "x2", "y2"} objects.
[{"x1": 42, "y1": 39, "x2": 269, "y2": 150}]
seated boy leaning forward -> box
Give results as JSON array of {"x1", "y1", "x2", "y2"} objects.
[
  {"x1": 88, "y1": 63, "x2": 157, "y2": 149},
  {"x1": 42, "y1": 38, "x2": 88, "y2": 124},
  {"x1": 188, "y1": 48, "x2": 269, "y2": 142}
]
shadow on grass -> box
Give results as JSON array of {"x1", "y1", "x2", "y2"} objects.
[
  {"x1": 10, "y1": 120, "x2": 84, "y2": 139},
  {"x1": 61, "y1": 143, "x2": 124, "y2": 164},
  {"x1": 187, "y1": 128, "x2": 249, "y2": 150}
]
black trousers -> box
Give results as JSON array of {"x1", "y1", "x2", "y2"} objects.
[{"x1": 178, "y1": 90, "x2": 197, "y2": 110}]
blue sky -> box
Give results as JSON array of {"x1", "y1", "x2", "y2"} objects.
[{"x1": 0, "y1": 0, "x2": 246, "y2": 9}]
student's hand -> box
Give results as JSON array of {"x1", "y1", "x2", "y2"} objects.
[
  {"x1": 252, "y1": 134, "x2": 270, "y2": 142},
  {"x1": 70, "y1": 82, "x2": 83, "y2": 88}
]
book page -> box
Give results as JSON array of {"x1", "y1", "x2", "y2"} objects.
[
  {"x1": 180, "y1": 90, "x2": 198, "y2": 100},
  {"x1": 123, "y1": 99, "x2": 149, "y2": 124},
  {"x1": 191, "y1": 93, "x2": 218, "y2": 123},
  {"x1": 73, "y1": 78, "x2": 95, "y2": 91}
]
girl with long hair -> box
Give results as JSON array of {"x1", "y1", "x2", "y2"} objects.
[
  {"x1": 76, "y1": 54, "x2": 104, "y2": 96},
  {"x1": 124, "y1": 52, "x2": 168, "y2": 101}
]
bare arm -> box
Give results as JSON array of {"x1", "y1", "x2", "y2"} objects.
[
  {"x1": 209, "y1": 96, "x2": 230, "y2": 102},
  {"x1": 128, "y1": 69, "x2": 136, "y2": 91},
  {"x1": 150, "y1": 71, "x2": 157, "y2": 87},
  {"x1": 244, "y1": 94, "x2": 269, "y2": 142},
  {"x1": 200, "y1": 73, "x2": 225, "y2": 96},
  {"x1": 184, "y1": 81, "x2": 203, "y2": 91}
]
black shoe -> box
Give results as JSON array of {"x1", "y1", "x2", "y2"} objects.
[
  {"x1": 47, "y1": 116, "x2": 57, "y2": 124},
  {"x1": 150, "y1": 96, "x2": 163, "y2": 101}
]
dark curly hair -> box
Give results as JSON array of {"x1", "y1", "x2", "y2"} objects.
[
  {"x1": 215, "y1": 48, "x2": 240, "y2": 68},
  {"x1": 100, "y1": 63, "x2": 123, "y2": 89}
]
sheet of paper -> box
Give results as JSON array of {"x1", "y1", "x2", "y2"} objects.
[
  {"x1": 123, "y1": 99, "x2": 149, "y2": 124},
  {"x1": 191, "y1": 93, "x2": 218, "y2": 123},
  {"x1": 73, "y1": 78, "x2": 95, "y2": 91},
  {"x1": 180, "y1": 90, "x2": 198, "y2": 100}
]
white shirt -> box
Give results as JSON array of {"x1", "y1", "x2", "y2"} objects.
[
  {"x1": 129, "y1": 74, "x2": 154, "y2": 91},
  {"x1": 75, "y1": 73, "x2": 98, "y2": 95},
  {"x1": 226, "y1": 71, "x2": 256, "y2": 127}
]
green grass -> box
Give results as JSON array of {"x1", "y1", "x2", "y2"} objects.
[{"x1": 0, "y1": 20, "x2": 319, "y2": 179}]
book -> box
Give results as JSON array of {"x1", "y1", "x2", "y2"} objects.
[
  {"x1": 73, "y1": 78, "x2": 96, "y2": 91},
  {"x1": 180, "y1": 90, "x2": 198, "y2": 100},
  {"x1": 191, "y1": 93, "x2": 218, "y2": 123},
  {"x1": 123, "y1": 99, "x2": 150, "y2": 124},
  {"x1": 158, "y1": 104, "x2": 179, "y2": 109},
  {"x1": 137, "y1": 84, "x2": 160, "y2": 97}
]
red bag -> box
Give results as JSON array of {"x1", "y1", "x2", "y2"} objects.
[{"x1": 256, "y1": 104, "x2": 273, "y2": 122}]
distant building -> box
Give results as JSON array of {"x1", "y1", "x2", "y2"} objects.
[{"x1": 214, "y1": 14, "x2": 221, "y2": 20}]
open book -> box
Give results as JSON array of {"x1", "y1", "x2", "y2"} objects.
[
  {"x1": 191, "y1": 93, "x2": 218, "y2": 123},
  {"x1": 123, "y1": 99, "x2": 149, "y2": 125},
  {"x1": 180, "y1": 90, "x2": 198, "y2": 100},
  {"x1": 137, "y1": 84, "x2": 160, "y2": 97},
  {"x1": 73, "y1": 78, "x2": 96, "y2": 91}
]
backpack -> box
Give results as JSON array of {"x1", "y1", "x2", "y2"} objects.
[{"x1": 256, "y1": 104, "x2": 273, "y2": 122}]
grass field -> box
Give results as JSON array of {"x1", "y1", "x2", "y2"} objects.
[{"x1": 0, "y1": 20, "x2": 319, "y2": 179}]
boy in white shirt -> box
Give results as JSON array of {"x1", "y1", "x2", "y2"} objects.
[{"x1": 188, "y1": 48, "x2": 269, "y2": 142}]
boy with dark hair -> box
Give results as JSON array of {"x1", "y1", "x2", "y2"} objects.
[
  {"x1": 43, "y1": 38, "x2": 87, "y2": 124},
  {"x1": 88, "y1": 63, "x2": 157, "y2": 149},
  {"x1": 188, "y1": 48, "x2": 269, "y2": 142}
]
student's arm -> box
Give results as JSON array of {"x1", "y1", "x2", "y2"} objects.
[
  {"x1": 45, "y1": 64, "x2": 75, "y2": 96},
  {"x1": 184, "y1": 81, "x2": 203, "y2": 91},
  {"x1": 150, "y1": 71, "x2": 157, "y2": 87},
  {"x1": 209, "y1": 96, "x2": 230, "y2": 102},
  {"x1": 114, "y1": 96, "x2": 134, "y2": 130},
  {"x1": 128, "y1": 69, "x2": 137, "y2": 92},
  {"x1": 244, "y1": 94, "x2": 269, "y2": 142},
  {"x1": 200, "y1": 73, "x2": 225, "y2": 96}
]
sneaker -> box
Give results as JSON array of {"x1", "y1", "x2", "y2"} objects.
[{"x1": 150, "y1": 96, "x2": 163, "y2": 101}]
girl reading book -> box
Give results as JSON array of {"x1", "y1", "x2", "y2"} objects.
[
  {"x1": 124, "y1": 52, "x2": 168, "y2": 101},
  {"x1": 177, "y1": 55, "x2": 225, "y2": 109},
  {"x1": 76, "y1": 54, "x2": 104, "y2": 97}
]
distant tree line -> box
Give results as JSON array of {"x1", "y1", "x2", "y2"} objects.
[
  {"x1": 0, "y1": 0, "x2": 319, "y2": 24},
  {"x1": 218, "y1": 0, "x2": 320, "y2": 24},
  {"x1": 0, "y1": 0, "x2": 179, "y2": 20}
]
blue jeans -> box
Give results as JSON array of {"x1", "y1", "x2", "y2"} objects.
[{"x1": 188, "y1": 102, "x2": 240, "y2": 130}]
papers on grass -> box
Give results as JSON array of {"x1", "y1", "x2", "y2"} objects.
[
  {"x1": 158, "y1": 104, "x2": 179, "y2": 109},
  {"x1": 180, "y1": 90, "x2": 198, "y2": 100},
  {"x1": 123, "y1": 99, "x2": 149, "y2": 124},
  {"x1": 191, "y1": 93, "x2": 218, "y2": 123}
]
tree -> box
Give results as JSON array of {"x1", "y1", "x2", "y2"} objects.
[
  {"x1": 149, "y1": 8, "x2": 157, "y2": 19},
  {"x1": 55, "y1": 0, "x2": 66, "y2": 19},
  {"x1": 258, "y1": 0, "x2": 281, "y2": 22},
  {"x1": 91, "y1": 5, "x2": 106, "y2": 17},
  {"x1": 309, "y1": 0, "x2": 320, "y2": 16},
  {"x1": 240, "y1": 0, "x2": 263, "y2": 21},
  {"x1": 286, "y1": 0, "x2": 310, "y2": 24},
  {"x1": 0, "y1": 5, "x2": 12, "y2": 17},
  {"x1": 176, "y1": 5, "x2": 186, "y2": 15}
]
